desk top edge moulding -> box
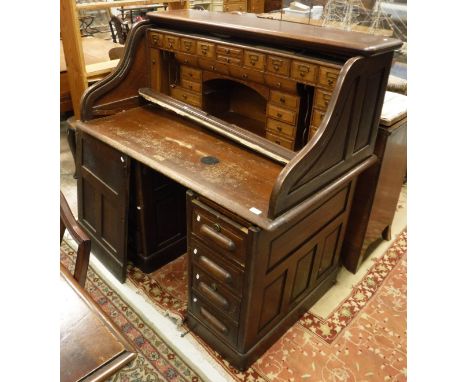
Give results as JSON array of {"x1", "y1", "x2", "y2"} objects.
[{"x1": 75, "y1": 10, "x2": 402, "y2": 370}]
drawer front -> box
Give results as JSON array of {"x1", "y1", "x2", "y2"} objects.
[
  {"x1": 266, "y1": 118, "x2": 296, "y2": 138},
  {"x1": 163, "y1": 34, "x2": 179, "y2": 51},
  {"x1": 216, "y1": 45, "x2": 243, "y2": 58},
  {"x1": 180, "y1": 66, "x2": 202, "y2": 82},
  {"x1": 175, "y1": 52, "x2": 198, "y2": 67},
  {"x1": 267, "y1": 104, "x2": 297, "y2": 125},
  {"x1": 192, "y1": 265, "x2": 241, "y2": 320},
  {"x1": 198, "y1": 58, "x2": 230, "y2": 75},
  {"x1": 150, "y1": 32, "x2": 164, "y2": 48},
  {"x1": 191, "y1": 201, "x2": 248, "y2": 266},
  {"x1": 318, "y1": 66, "x2": 340, "y2": 89},
  {"x1": 270, "y1": 90, "x2": 299, "y2": 109},
  {"x1": 230, "y1": 65, "x2": 264, "y2": 84},
  {"x1": 267, "y1": 56, "x2": 290, "y2": 77},
  {"x1": 181, "y1": 78, "x2": 201, "y2": 93},
  {"x1": 311, "y1": 108, "x2": 326, "y2": 127},
  {"x1": 223, "y1": 2, "x2": 246, "y2": 12},
  {"x1": 190, "y1": 291, "x2": 238, "y2": 347},
  {"x1": 170, "y1": 86, "x2": 202, "y2": 107},
  {"x1": 190, "y1": 239, "x2": 244, "y2": 295},
  {"x1": 314, "y1": 89, "x2": 332, "y2": 110},
  {"x1": 291, "y1": 60, "x2": 318, "y2": 84},
  {"x1": 264, "y1": 73, "x2": 297, "y2": 93},
  {"x1": 197, "y1": 41, "x2": 215, "y2": 59},
  {"x1": 217, "y1": 55, "x2": 241, "y2": 66},
  {"x1": 180, "y1": 38, "x2": 197, "y2": 55},
  {"x1": 266, "y1": 131, "x2": 295, "y2": 150},
  {"x1": 244, "y1": 51, "x2": 266, "y2": 71}
]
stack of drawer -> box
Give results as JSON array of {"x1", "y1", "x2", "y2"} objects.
[
  {"x1": 170, "y1": 65, "x2": 202, "y2": 108},
  {"x1": 308, "y1": 66, "x2": 340, "y2": 140},
  {"x1": 223, "y1": 0, "x2": 247, "y2": 12},
  {"x1": 188, "y1": 197, "x2": 250, "y2": 349},
  {"x1": 266, "y1": 90, "x2": 299, "y2": 150}
]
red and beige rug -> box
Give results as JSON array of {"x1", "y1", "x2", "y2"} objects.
[
  {"x1": 60, "y1": 243, "x2": 203, "y2": 382},
  {"x1": 127, "y1": 231, "x2": 407, "y2": 382}
]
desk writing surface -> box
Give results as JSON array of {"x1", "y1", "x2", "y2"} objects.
[{"x1": 78, "y1": 105, "x2": 283, "y2": 227}]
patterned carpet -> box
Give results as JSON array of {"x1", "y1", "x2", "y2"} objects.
[
  {"x1": 60, "y1": 243, "x2": 204, "y2": 382},
  {"x1": 127, "y1": 231, "x2": 407, "y2": 381}
]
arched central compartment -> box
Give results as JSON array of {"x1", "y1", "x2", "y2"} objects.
[{"x1": 202, "y1": 77, "x2": 268, "y2": 137}]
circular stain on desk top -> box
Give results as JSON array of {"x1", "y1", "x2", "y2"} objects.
[{"x1": 201, "y1": 156, "x2": 220, "y2": 165}]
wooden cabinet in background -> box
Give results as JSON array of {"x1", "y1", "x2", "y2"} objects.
[{"x1": 341, "y1": 92, "x2": 407, "y2": 273}]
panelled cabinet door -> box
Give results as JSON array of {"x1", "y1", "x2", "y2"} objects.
[{"x1": 76, "y1": 131, "x2": 131, "y2": 282}]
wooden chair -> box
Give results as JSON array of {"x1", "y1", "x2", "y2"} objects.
[
  {"x1": 109, "y1": 15, "x2": 130, "y2": 44},
  {"x1": 60, "y1": 192, "x2": 91, "y2": 287}
]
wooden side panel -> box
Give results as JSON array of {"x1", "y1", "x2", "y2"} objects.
[
  {"x1": 242, "y1": 182, "x2": 354, "y2": 350},
  {"x1": 81, "y1": 21, "x2": 152, "y2": 121},
  {"x1": 77, "y1": 132, "x2": 130, "y2": 282},
  {"x1": 268, "y1": 52, "x2": 393, "y2": 218}
]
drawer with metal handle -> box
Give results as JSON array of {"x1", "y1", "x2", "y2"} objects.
[
  {"x1": 314, "y1": 89, "x2": 333, "y2": 110},
  {"x1": 264, "y1": 73, "x2": 297, "y2": 93},
  {"x1": 266, "y1": 118, "x2": 296, "y2": 138},
  {"x1": 267, "y1": 103, "x2": 297, "y2": 125},
  {"x1": 270, "y1": 90, "x2": 299, "y2": 109},
  {"x1": 189, "y1": 291, "x2": 239, "y2": 347},
  {"x1": 180, "y1": 65, "x2": 202, "y2": 82},
  {"x1": 229, "y1": 65, "x2": 265, "y2": 84},
  {"x1": 267, "y1": 55, "x2": 291, "y2": 77},
  {"x1": 180, "y1": 38, "x2": 196, "y2": 54},
  {"x1": 169, "y1": 86, "x2": 202, "y2": 107},
  {"x1": 244, "y1": 51, "x2": 266, "y2": 70},
  {"x1": 192, "y1": 265, "x2": 241, "y2": 320},
  {"x1": 149, "y1": 32, "x2": 163, "y2": 48},
  {"x1": 191, "y1": 199, "x2": 248, "y2": 266},
  {"x1": 265, "y1": 131, "x2": 295, "y2": 150},
  {"x1": 216, "y1": 45, "x2": 243, "y2": 58},
  {"x1": 181, "y1": 78, "x2": 202, "y2": 93},
  {"x1": 190, "y1": 238, "x2": 244, "y2": 295},
  {"x1": 197, "y1": 41, "x2": 215, "y2": 59},
  {"x1": 318, "y1": 66, "x2": 340, "y2": 90},
  {"x1": 163, "y1": 34, "x2": 179, "y2": 51},
  {"x1": 291, "y1": 60, "x2": 318, "y2": 84}
]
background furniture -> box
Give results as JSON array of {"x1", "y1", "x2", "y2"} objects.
[
  {"x1": 60, "y1": 192, "x2": 136, "y2": 381},
  {"x1": 341, "y1": 91, "x2": 407, "y2": 273}
]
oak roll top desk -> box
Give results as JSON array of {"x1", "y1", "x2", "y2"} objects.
[{"x1": 76, "y1": 10, "x2": 401, "y2": 370}]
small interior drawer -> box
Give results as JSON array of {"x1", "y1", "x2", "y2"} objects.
[
  {"x1": 267, "y1": 103, "x2": 297, "y2": 125},
  {"x1": 270, "y1": 90, "x2": 299, "y2": 109},
  {"x1": 311, "y1": 108, "x2": 326, "y2": 128},
  {"x1": 318, "y1": 66, "x2": 340, "y2": 89},
  {"x1": 180, "y1": 65, "x2": 202, "y2": 82},
  {"x1": 180, "y1": 37, "x2": 197, "y2": 55},
  {"x1": 264, "y1": 73, "x2": 297, "y2": 93},
  {"x1": 266, "y1": 131, "x2": 295, "y2": 150},
  {"x1": 170, "y1": 86, "x2": 202, "y2": 107},
  {"x1": 244, "y1": 51, "x2": 266, "y2": 70},
  {"x1": 314, "y1": 89, "x2": 332, "y2": 110},
  {"x1": 291, "y1": 60, "x2": 318, "y2": 84},
  {"x1": 229, "y1": 65, "x2": 265, "y2": 84},
  {"x1": 181, "y1": 79, "x2": 202, "y2": 93},
  {"x1": 266, "y1": 118, "x2": 296, "y2": 138},
  {"x1": 197, "y1": 41, "x2": 215, "y2": 59},
  {"x1": 267, "y1": 55, "x2": 291, "y2": 77},
  {"x1": 149, "y1": 32, "x2": 163, "y2": 48},
  {"x1": 217, "y1": 55, "x2": 241, "y2": 66},
  {"x1": 163, "y1": 34, "x2": 179, "y2": 51},
  {"x1": 216, "y1": 45, "x2": 243, "y2": 58}
]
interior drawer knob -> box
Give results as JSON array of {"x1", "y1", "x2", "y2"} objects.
[{"x1": 213, "y1": 223, "x2": 221, "y2": 232}]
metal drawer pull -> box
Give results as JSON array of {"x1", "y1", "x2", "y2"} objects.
[
  {"x1": 199, "y1": 282, "x2": 229, "y2": 310},
  {"x1": 199, "y1": 255, "x2": 232, "y2": 284},
  {"x1": 200, "y1": 307, "x2": 228, "y2": 334},
  {"x1": 200, "y1": 224, "x2": 236, "y2": 252}
]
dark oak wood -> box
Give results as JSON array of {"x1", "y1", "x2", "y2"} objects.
[
  {"x1": 60, "y1": 191, "x2": 90, "y2": 287},
  {"x1": 60, "y1": 264, "x2": 136, "y2": 382},
  {"x1": 342, "y1": 93, "x2": 407, "y2": 273},
  {"x1": 75, "y1": 11, "x2": 401, "y2": 370}
]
